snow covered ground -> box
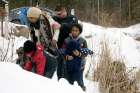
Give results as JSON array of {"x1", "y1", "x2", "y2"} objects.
[
  {"x1": 0, "y1": 21, "x2": 140, "y2": 93},
  {"x1": 0, "y1": 62, "x2": 85, "y2": 93},
  {"x1": 82, "y1": 22, "x2": 140, "y2": 70}
]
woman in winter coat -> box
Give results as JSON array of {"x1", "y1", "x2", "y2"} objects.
[
  {"x1": 22, "y1": 40, "x2": 46, "y2": 76},
  {"x1": 27, "y1": 7, "x2": 60, "y2": 50}
]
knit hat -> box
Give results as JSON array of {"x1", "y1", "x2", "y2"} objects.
[
  {"x1": 27, "y1": 7, "x2": 42, "y2": 18},
  {"x1": 23, "y1": 40, "x2": 36, "y2": 53}
]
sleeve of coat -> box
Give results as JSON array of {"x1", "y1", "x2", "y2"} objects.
[
  {"x1": 48, "y1": 15, "x2": 60, "y2": 41},
  {"x1": 23, "y1": 61, "x2": 33, "y2": 71},
  {"x1": 36, "y1": 56, "x2": 46, "y2": 76},
  {"x1": 35, "y1": 51, "x2": 46, "y2": 76},
  {"x1": 52, "y1": 29, "x2": 60, "y2": 41},
  {"x1": 83, "y1": 39, "x2": 88, "y2": 48}
]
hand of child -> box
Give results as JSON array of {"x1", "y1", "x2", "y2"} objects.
[
  {"x1": 73, "y1": 50, "x2": 81, "y2": 57},
  {"x1": 65, "y1": 55, "x2": 73, "y2": 61}
]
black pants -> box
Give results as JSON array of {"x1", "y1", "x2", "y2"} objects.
[
  {"x1": 57, "y1": 56, "x2": 68, "y2": 80},
  {"x1": 44, "y1": 51, "x2": 57, "y2": 78},
  {"x1": 67, "y1": 70, "x2": 85, "y2": 89}
]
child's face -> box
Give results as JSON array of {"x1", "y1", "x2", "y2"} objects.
[{"x1": 71, "y1": 26, "x2": 80, "y2": 38}]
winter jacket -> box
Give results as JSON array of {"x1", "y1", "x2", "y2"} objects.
[
  {"x1": 65, "y1": 36, "x2": 88, "y2": 67},
  {"x1": 29, "y1": 14, "x2": 60, "y2": 49},
  {"x1": 64, "y1": 40, "x2": 81, "y2": 71},
  {"x1": 23, "y1": 44, "x2": 46, "y2": 76},
  {"x1": 64, "y1": 40, "x2": 83, "y2": 84},
  {"x1": 46, "y1": 14, "x2": 60, "y2": 41},
  {"x1": 56, "y1": 48, "x2": 93, "y2": 56},
  {"x1": 56, "y1": 41, "x2": 92, "y2": 87},
  {"x1": 30, "y1": 15, "x2": 60, "y2": 49},
  {"x1": 64, "y1": 36, "x2": 87, "y2": 48},
  {"x1": 53, "y1": 15, "x2": 78, "y2": 48}
]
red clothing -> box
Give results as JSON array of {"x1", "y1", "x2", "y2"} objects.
[{"x1": 23, "y1": 44, "x2": 46, "y2": 76}]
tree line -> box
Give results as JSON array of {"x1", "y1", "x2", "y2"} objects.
[{"x1": 7, "y1": 0, "x2": 140, "y2": 27}]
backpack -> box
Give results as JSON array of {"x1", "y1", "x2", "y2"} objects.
[
  {"x1": 19, "y1": 7, "x2": 29, "y2": 16},
  {"x1": 16, "y1": 46, "x2": 58, "y2": 78},
  {"x1": 30, "y1": 51, "x2": 57, "y2": 78},
  {"x1": 43, "y1": 51, "x2": 57, "y2": 78}
]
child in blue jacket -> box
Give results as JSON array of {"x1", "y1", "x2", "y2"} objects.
[{"x1": 64, "y1": 40, "x2": 86, "y2": 91}]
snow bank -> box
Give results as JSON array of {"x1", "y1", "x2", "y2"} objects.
[
  {"x1": 0, "y1": 21, "x2": 28, "y2": 62},
  {"x1": 122, "y1": 24, "x2": 140, "y2": 39},
  {"x1": 0, "y1": 62, "x2": 84, "y2": 93}
]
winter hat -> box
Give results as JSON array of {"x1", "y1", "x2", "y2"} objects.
[
  {"x1": 23, "y1": 40, "x2": 36, "y2": 53},
  {"x1": 27, "y1": 7, "x2": 42, "y2": 18},
  {"x1": 70, "y1": 23, "x2": 83, "y2": 34}
]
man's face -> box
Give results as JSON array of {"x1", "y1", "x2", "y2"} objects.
[{"x1": 56, "y1": 9, "x2": 67, "y2": 19}]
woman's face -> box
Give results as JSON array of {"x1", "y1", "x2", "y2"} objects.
[
  {"x1": 71, "y1": 26, "x2": 80, "y2": 38},
  {"x1": 28, "y1": 17, "x2": 38, "y2": 23}
]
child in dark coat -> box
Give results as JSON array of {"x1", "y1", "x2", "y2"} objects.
[
  {"x1": 62, "y1": 23, "x2": 87, "y2": 91},
  {"x1": 64, "y1": 40, "x2": 86, "y2": 91},
  {"x1": 64, "y1": 23, "x2": 87, "y2": 70},
  {"x1": 55, "y1": 23, "x2": 92, "y2": 91}
]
